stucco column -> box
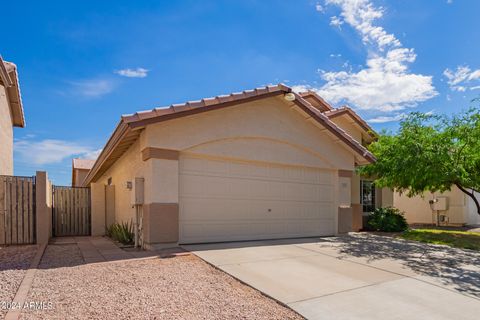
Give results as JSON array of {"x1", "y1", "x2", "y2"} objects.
[
  {"x1": 142, "y1": 147, "x2": 179, "y2": 249},
  {"x1": 90, "y1": 183, "x2": 106, "y2": 236},
  {"x1": 337, "y1": 170, "x2": 354, "y2": 234},
  {"x1": 351, "y1": 172, "x2": 363, "y2": 231},
  {"x1": 35, "y1": 171, "x2": 52, "y2": 244}
]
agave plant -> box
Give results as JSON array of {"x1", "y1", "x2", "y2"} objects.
[{"x1": 106, "y1": 220, "x2": 134, "y2": 245}]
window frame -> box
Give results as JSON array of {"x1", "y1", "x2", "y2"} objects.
[{"x1": 360, "y1": 180, "x2": 376, "y2": 213}]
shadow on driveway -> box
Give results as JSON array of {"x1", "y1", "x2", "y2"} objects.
[{"x1": 328, "y1": 233, "x2": 480, "y2": 298}]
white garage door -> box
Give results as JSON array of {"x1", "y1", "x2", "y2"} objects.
[{"x1": 179, "y1": 155, "x2": 335, "y2": 244}]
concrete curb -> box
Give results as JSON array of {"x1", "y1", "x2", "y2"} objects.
[{"x1": 5, "y1": 243, "x2": 47, "y2": 320}]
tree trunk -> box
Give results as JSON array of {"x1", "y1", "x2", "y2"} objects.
[{"x1": 455, "y1": 183, "x2": 480, "y2": 216}]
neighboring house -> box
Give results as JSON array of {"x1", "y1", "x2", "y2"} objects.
[
  {"x1": 72, "y1": 158, "x2": 95, "y2": 187},
  {"x1": 395, "y1": 189, "x2": 480, "y2": 226},
  {"x1": 83, "y1": 84, "x2": 392, "y2": 248},
  {"x1": 0, "y1": 56, "x2": 24, "y2": 175}
]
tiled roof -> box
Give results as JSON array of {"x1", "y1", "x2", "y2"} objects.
[
  {"x1": 299, "y1": 91, "x2": 333, "y2": 112},
  {"x1": 323, "y1": 106, "x2": 376, "y2": 138},
  {"x1": 83, "y1": 84, "x2": 375, "y2": 186},
  {"x1": 121, "y1": 84, "x2": 290, "y2": 127}
]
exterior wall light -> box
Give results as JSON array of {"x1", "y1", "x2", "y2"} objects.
[{"x1": 284, "y1": 92, "x2": 296, "y2": 102}]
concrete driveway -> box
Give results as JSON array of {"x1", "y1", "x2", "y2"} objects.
[{"x1": 184, "y1": 233, "x2": 480, "y2": 320}]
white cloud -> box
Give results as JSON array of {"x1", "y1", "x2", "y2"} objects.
[
  {"x1": 316, "y1": 48, "x2": 437, "y2": 111},
  {"x1": 330, "y1": 16, "x2": 344, "y2": 28},
  {"x1": 294, "y1": 0, "x2": 437, "y2": 113},
  {"x1": 443, "y1": 65, "x2": 480, "y2": 91},
  {"x1": 83, "y1": 149, "x2": 102, "y2": 160},
  {"x1": 115, "y1": 68, "x2": 148, "y2": 78},
  {"x1": 368, "y1": 113, "x2": 406, "y2": 123},
  {"x1": 15, "y1": 139, "x2": 100, "y2": 165},
  {"x1": 367, "y1": 109, "x2": 433, "y2": 123},
  {"x1": 325, "y1": 0, "x2": 401, "y2": 50},
  {"x1": 69, "y1": 79, "x2": 115, "y2": 97},
  {"x1": 315, "y1": 3, "x2": 324, "y2": 12}
]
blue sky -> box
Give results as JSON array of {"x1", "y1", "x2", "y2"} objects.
[{"x1": 4, "y1": 0, "x2": 480, "y2": 185}]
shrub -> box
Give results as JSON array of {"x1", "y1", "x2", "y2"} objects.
[
  {"x1": 367, "y1": 207, "x2": 408, "y2": 232},
  {"x1": 106, "y1": 221, "x2": 134, "y2": 245}
]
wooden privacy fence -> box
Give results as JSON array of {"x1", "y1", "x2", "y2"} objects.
[
  {"x1": 52, "y1": 186, "x2": 91, "y2": 237},
  {"x1": 0, "y1": 175, "x2": 36, "y2": 245}
]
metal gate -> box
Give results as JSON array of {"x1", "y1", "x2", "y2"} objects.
[
  {"x1": 52, "y1": 186, "x2": 91, "y2": 237},
  {"x1": 0, "y1": 175, "x2": 36, "y2": 245}
]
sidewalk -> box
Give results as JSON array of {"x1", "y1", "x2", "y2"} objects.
[{"x1": 50, "y1": 236, "x2": 156, "y2": 263}]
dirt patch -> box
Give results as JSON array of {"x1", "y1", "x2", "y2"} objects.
[
  {"x1": 21, "y1": 244, "x2": 302, "y2": 319},
  {"x1": 0, "y1": 245, "x2": 37, "y2": 318}
]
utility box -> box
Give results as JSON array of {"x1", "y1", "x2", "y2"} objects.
[
  {"x1": 131, "y1": 177, "x2": 144, "y2": 205},
  {"x1": 432, "y1": 196, "x2": 448, "y2": 211}
]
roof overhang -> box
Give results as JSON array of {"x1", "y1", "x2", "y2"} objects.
[
  {"x1": 323, "y1": 106, "x2": 377, "y2": 140},
  {"x1": 83, "y1": 84, "x2": 375, "y2": 186},
  {"x1": 299, "y1": 91, "x2": 333, "y2": 112},
  {"x1": 0, "y1": 56, "x2": 25, "y2": 128}
]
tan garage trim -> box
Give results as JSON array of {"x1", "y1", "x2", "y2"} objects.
[
  {"x1": 143, "y1": 203, "x2": 179, "y2": 244},
  {"x1": 142, "y1": 147, "x2": 180, "y2": 161},
  {"x1": 338, "y1": 170, "x2": 353, "y2": 177}
]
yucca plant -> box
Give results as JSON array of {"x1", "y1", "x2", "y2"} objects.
[{"x1": 106, "y1": 220, "x2": 134, "y2": 245}]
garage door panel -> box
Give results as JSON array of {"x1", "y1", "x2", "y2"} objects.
[
  {"x1": 179, "y1": 156, "x2": 336, "y2": 243},
  {"x1": 181, "y1": 198, "x2": 251, "y2": 220}
]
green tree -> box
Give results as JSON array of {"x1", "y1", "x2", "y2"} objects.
[{"x1": 359, "y1": 108, "x2": 480, "y2": 215}]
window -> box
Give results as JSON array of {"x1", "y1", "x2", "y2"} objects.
[{"x1": 360, "y1": 180, "x2": 376, "y2": 213}]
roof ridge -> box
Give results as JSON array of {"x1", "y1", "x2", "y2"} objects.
[{"x1": 122, "y1": 84, "x2": 290, "y2": 120}]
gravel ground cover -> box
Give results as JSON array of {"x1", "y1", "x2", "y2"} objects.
[
  {"x1": 21, "y1": 244, "x2": 303, "y2": 320},
  {"x1": 0, "y1": 245, "x2": 37, "y2": 319}
]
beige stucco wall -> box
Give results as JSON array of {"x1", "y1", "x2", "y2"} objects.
[
  {"x1": 36, "y1": 171, "x2": 52, "y2": 244},
  {"x1": 466, "y1": 196, "x2": 480, "y2": 225},
  {"x1": 73, "y1": 169, "x2": 90, "y2": 187},
  {"x1": 144, "y1": 96, "x2": 356, "y2": 170},
  {"x1": 97, "y1": 138, "x2": 145, "y2": 225},
  {"x1": 381, "y1": 188, "x2": 394, "y2": 207},
  {"x1": 351, "y1": 173, "x2": 361, "y2": 205},
  {"x1": 330, "y1": 116, "x2": 362, "y2": 144},
  {"x1": 394, "y1": 187, "x2": 468, "y2": 225},
  {"x1": 0, "y1": 85, "x2": 13, "y2": 175}
]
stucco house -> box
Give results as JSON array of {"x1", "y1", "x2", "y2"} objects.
[
  {"x1": 0, "y1": 56, "x2": 24, "y2": 175},
  {"x1": 72, "y1": 158, "x2": 95, "y2": 187},
  {"x1": 395, "y1": 189, "x2": 480, "y2": 226},
  {"x1": 83, "y1": 84, "x2": 393, "y2": 249}
]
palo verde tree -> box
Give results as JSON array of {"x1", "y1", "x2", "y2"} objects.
[{"x1": 359, "y1": 108, "x2": 480, "y2": 215}]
